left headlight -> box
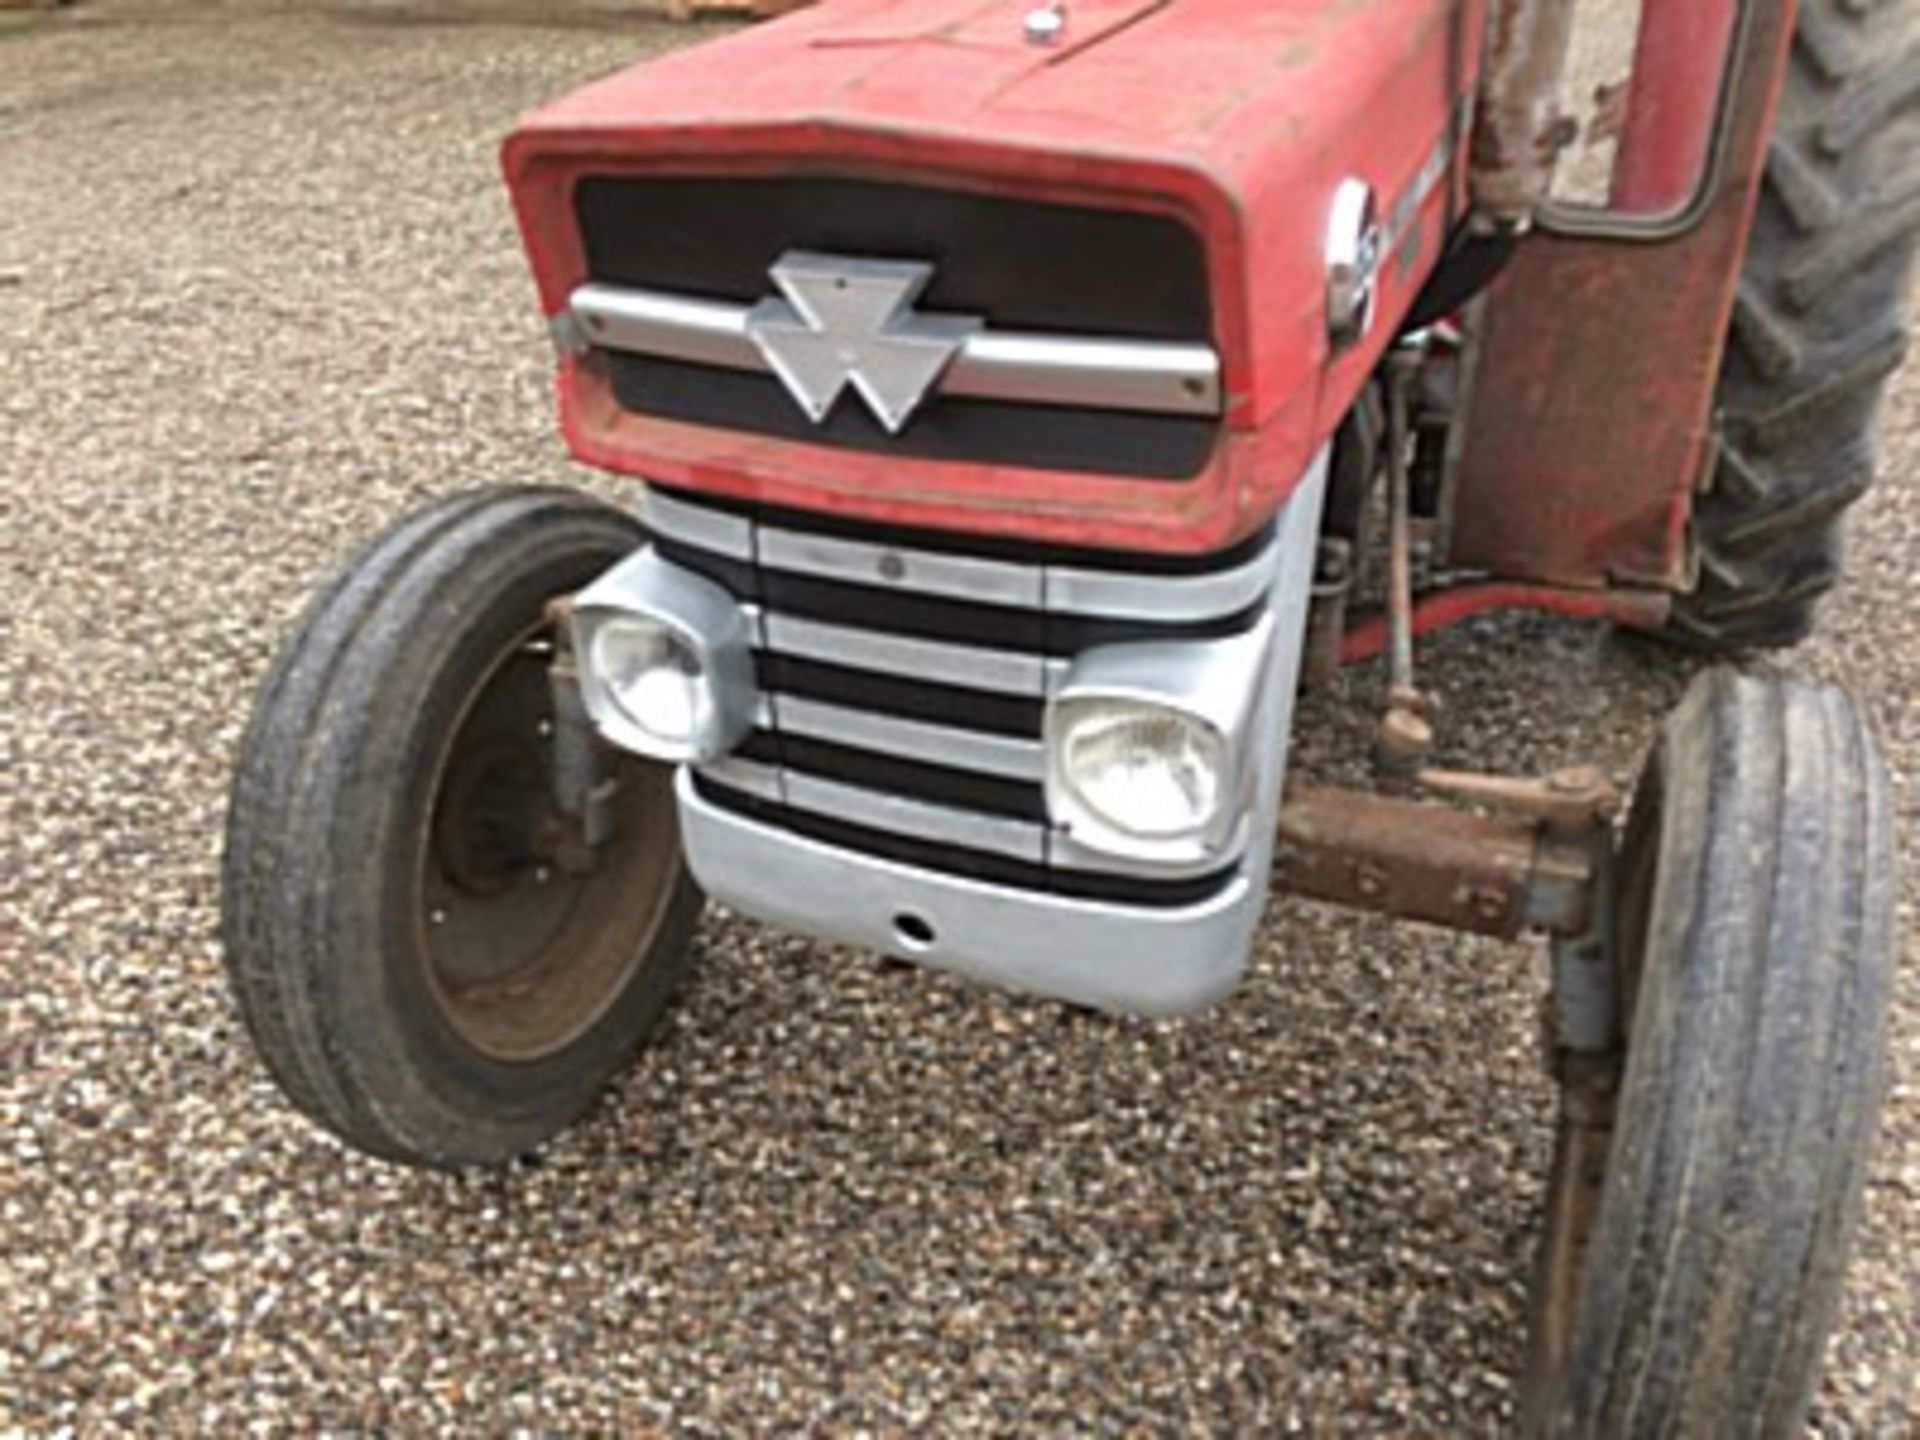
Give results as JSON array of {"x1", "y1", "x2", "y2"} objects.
[
  {"x1": 590, "y1": 617, "x2": 714, "y2": 753},
  {"x1": 569, "y1": 547, "x2": 757, "y2": 764}
]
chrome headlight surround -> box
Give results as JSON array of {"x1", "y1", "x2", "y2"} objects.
[
  {"x1": 568, "y1": 547, "x2": 758, "y2": 764},
  {"x1": 1044, "y1": 617, "x2": 1275, "y2": 867}
]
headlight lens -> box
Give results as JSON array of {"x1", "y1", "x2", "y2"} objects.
[
  {"x1": 1052, "y1": 700, "x2": 1229, "y2": 846},
  {"x1": 589, "y1": 617, "x2": 711, "y2": 749}
]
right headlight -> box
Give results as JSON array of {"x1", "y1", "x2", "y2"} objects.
[
  {"x1": 1050, "y1": 699, "x2": 1230, "y2": 846},
  {"x1": 1044, "y1": 620, "x2": 1274, "y2": 867}
]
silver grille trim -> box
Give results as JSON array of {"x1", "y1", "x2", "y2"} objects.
[
  {"x1": 640, "y1": 486, "x2": 754, "y2": 559},
  {"x1": 781, "y1": 773, "x2": 1045, "y2": 864},
  {"x1": 761, "y1": 612, "x2": 1051, "y2": 696},
  {"x1": 566, "y1": 281, "x2": 1221, "y2": 419},
  {"x1": 774, "y1": 697, "x2": 1046, "y2": 781},
  {"x1": 945, "y1": 332, "x2": 1219, "y2": 415},
  {"x1": 665, "y1": 449, "x2": 1328, "y2": 895},
  {"x1": 569, "y1": 285, "x2": 758, "y2": 371},
  {"x1": 759, "y1": 528, "x2": 1043, "y2": 607}
]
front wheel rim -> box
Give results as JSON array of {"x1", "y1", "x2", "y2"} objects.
[{"x1": 414, "y1": 619, "x2": 680, "y2": 1064}]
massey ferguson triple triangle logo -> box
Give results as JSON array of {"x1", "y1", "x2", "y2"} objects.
[{"x1": 745, "y1": 251, "x2": 982, "y2": 434}]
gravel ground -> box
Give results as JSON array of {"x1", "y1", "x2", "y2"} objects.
[{"x1": 1, "y1": 3, "x2": 1914, "y2": 1431}]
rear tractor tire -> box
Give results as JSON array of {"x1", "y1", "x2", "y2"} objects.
[
  {"x1": 221, "y1": 487, "x2": 701, "y2": 1169},
  {"x1": 1521, "y1": 669, "x2": 1896, "y2": 1436},
  {"x1": 1666, "y1": 0, "x2": 1920, "y2": 651}
]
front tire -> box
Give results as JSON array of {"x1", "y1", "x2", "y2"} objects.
[
  {"x1": 221, "y1": 487, "x2": 701, "y2": 1169},
  {"x1": 1521, "y1": 669, "x2": 1896, "y2": 1436}
]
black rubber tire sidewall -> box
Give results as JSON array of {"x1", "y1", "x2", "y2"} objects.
[
  {"x1": 223, "y1": 488, "x2": 701, "y2": 1168},
  {"x1": 1523, "y1": 669, "x2": 1896, "y2": 1436}
]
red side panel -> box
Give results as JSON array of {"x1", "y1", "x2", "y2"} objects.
[
  {"x1": 1446, "y1": 0, "x2": 1793, "y2": 591},
  {"x1": 1611, "y1": 0, "x2": 1740, "y2": 215},
  {"x1": 504, "y1": 0, "x2": 1484, "y2": 556}
]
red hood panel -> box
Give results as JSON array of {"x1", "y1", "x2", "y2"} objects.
[{"x1": 505, "y1": 0, "x2": 1484, "y2": 554}]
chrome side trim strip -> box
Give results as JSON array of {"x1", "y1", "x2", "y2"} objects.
[
  {"x1": 571, "y1": 284, "x2": 759, "y2": 371},
  {"x1": 944, "y1": 331, "x2": 1220, "y2": 415},
  {"x1": 566, "y1": 283, "x2": 1221, "y2": 419},
  {"x1": 761, "y1": 612, "x2": 1045, "y2": 696},
  {"x1": 1045, "y1": 535, "x2": 1279, "y2": 623},
  {"x1": 695, "y1": 755, "x2": 784, "y2": 802},
  {"x1": 641, "y1": 487, "x2": 755, "y2": 560},
  {"x1": 775, "y1": 697, "x2": 1045, "y2": 781},
  {"x1": 780, "y1": 772, "x2": 1045, "y2": 864}
]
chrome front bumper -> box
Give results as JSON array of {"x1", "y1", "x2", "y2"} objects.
[{"x1": 678, "y1": 769, "x2": 1271, "y2": 1016}]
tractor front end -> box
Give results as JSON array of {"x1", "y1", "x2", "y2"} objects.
[
  {"x1": 220, "y1": 1, "x2": 1916, "y2": 1430},
  {"x1": 497, "y1": 0, "x2": 1477, "y2": 1013}
]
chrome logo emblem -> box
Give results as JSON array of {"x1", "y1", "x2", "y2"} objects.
[{"x1": 745, "y1": 251, "x2": 981, "y2": 433}]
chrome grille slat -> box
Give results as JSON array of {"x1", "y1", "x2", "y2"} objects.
[
  {"x1": 758, "y1": 528, "x2": 1042, "y2": 608},
  {"x1": 697, "y1": 755, "x2": 784, "y2": 802},
  {"x1": 752, "y1": 515, "x2": 1277, "y2": 623},
  {"x1": 782, "y1": 773, "x2": 1045, "y2": 864},
  {"x1": 760, "y1": 612, "x2": 1045, "y2": 696},
  {"x1": 641, "y1": 486, "x2": 755, "y2": 559},
  {"x1": 1046, "y1": 539, "x2": 1278, "y2": 622},
  {"x1": 773, "y1": 697, "x2": 1045, "y2": 781}
]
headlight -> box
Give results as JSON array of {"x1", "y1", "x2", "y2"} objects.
[
  {"x1": 568, "y1": 547, "x2": 757, "y2": 764},
  {"x1": 590, "y1": 618, "x2": 712, "y2": 751},
  {"x1": 1052, "y1": 700, "x2": 1229, "y2": 843},
  {"x1": 1044, "y1": 621, "x2": 1275, "y2": 867}
]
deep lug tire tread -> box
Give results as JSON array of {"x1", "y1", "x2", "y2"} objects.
[
  {"x1": 1668, "y1": 0, "x2": 1920, "y2": 652},
  {"x1": 1528, "y1": 669, "x2": 1895, "y2": 1436}
]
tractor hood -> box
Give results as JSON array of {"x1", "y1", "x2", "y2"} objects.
[{"x1": 505, "y1": 0, "x2": 1484, "y2": 553}]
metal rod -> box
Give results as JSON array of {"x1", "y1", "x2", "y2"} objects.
[
  {"x1": 1385, "y1": 359, "x2": 1417, "y2": 699},
  {"x1": 544, "y1": 599, "x2": 615, "y2": 871},
  {"x1": 1375, "y1": 351, "x2": 1433, "y2": 770}
]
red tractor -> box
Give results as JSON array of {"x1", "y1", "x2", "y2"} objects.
[{"x1": 220, "y1": 1, "x2": 1912, "y2": 1430}]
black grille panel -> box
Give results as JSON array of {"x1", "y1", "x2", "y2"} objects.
[
  {"x1": 602, "y1": 354, "x2": 1217, "y2": 479},
  {"x1": 574, "y1": 175, "x2": 1218, "y2": 478},
  {"x1": 575, "y1": 176, "x2": 1211, "y2": 338}
]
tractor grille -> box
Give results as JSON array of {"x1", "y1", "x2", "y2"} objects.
[
  {"x1": 643, "y1": 486, "x2": 1280, "y2": 906},
  {"x1": 574, "y1": 176, "x2": 1218, "y2": 479}
]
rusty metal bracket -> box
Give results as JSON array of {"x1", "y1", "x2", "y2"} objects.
[
  {"x1": 1274, "y1": 762, "x2": 1625, "y2": 1067},
  {"x1": 1274, "y1": 783, "x2": 1595, "y2": 942},
  {"x1": 1416, "y1": 764, "x2": 1621, "y2": 838},
  {"x1": 542, "y1": 596, "x2": 617, "y2": 875}
]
